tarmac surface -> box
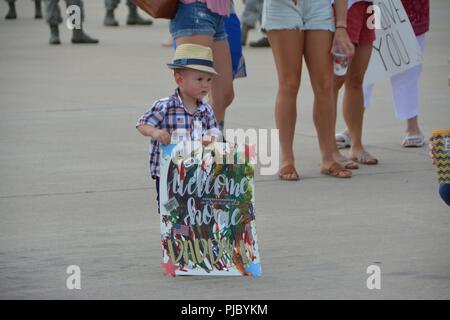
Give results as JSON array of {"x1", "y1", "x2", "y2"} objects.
[{"x1": 0, "y1": 0, "x2": 449, "y2": 299}]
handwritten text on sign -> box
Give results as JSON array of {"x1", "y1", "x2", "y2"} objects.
[{"x1": 364, "y1": 0, "x2": 422, "y2": 85}]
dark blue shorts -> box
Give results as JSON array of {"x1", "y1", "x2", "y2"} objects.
[{"x1": 225, "y1": 13, "x2": 247, "y2": 79}]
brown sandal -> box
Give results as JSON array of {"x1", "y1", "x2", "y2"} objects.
[
  {"x1": 321, "y1": 162, "x2": 352, "y2": 178},
  {"x1": 278, "y1": 164, "x2": 300, "y2": 181}
]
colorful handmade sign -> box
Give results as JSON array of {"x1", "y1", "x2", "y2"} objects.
[{"x1": 159, "y1": 141, "x2": 262, "y2": 277}]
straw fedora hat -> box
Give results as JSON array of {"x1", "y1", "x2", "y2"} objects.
[{"x1": 167, "y1": 43, "x2": 218, "y2": 76}]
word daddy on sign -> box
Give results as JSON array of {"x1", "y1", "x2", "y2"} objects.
[
  {"x1": 159, "y1": 141, "x2": 262, "y2": 277},
  {"x1": 364, "y1": 0, "x2": 423, "y2": 85}
]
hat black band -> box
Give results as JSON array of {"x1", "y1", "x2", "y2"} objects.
[{"x1": 173, "y1": 58, "x2": 213, "y2": 68}]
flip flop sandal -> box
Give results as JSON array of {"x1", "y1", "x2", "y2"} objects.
[
  {"x1": 278, "y1": 164, "x2": 300, "y2": 181},
  {"x1": 336, "y1": 155, "x2": 359, "y2": 170},
  {"x1": 336, "y1": 131, "x2": 351, "y2": 149},
  {"x1": 402, "y1": 134, "x2": 425, "y2": 148},
  {"x1": 321, "y1": 162, "x2": 352, "y2": 178},
  {"x1": 350, "y1": 150, "x2": 379, "y2": 165}
]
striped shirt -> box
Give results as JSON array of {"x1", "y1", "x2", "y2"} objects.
[{"x1": 136, "y1": 89, "x2": 218, "y2": 178}]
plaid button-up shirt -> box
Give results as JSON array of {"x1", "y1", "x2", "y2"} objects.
[{"x1": 136, "y1": 89, "x2": 218, "y2": 178}]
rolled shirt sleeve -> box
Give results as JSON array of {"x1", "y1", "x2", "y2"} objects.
[{"x1": 136, "y1": 100, "x2": 167, "y2": 129}]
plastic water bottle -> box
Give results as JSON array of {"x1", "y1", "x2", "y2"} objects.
[{"x1": 332, "y1": 46, "x2": 349, "y2": 76}]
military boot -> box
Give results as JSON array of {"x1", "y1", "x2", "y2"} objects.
[
  {"x1": 5, "y1": 2, "x2": 17, "y2": 19},
  {"x1": 104, "y1": 9, "x2": 119, "y2": 26},
  {"x1": 126, "y1": 5, "x2": 152, "y2": 25},
  {"x1": 249, "y1": 37, "x2": 270, "y2": 48},
  {"x1": 49, "y1": 24, "x2": 61, "y2": 45},
  {"x1": 34, "y1": 0, "x2": 43, "y2": 19},
  {"x1": 72, "y1": 27, "x2": 99, "y2": 44}
]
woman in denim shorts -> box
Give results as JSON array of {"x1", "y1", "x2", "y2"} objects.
[
  {"x1": 262, "y1": 0, "x2": 355, "y2": 180},
  {"x1": 170, "y1": 0, "x2": 234, "y2": 132}
]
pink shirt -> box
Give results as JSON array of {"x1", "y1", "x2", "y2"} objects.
[{"x1": 180, "y1": 0, "x2": 230, "y2": 16}]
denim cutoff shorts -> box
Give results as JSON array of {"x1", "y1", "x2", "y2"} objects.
[
  {"x1": 170, "y1": 2, "x2": 228, "y2": 41},
  {"x1": 262, "y1": 0, "x2": 335, "y2": 32}
]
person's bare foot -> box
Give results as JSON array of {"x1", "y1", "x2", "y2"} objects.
[
  {"x1": 406, "y1": 129, "x2": 423, "y2": 137},
  {"x1": 320, "y1": 162, "x2": 352, "y2": 178},
  {"x1": 349, "y1": 147, "x2": 378, "y2": 165},
  {"x1": 333, "y1": 151, "x2": 359, "y2": 170},
  {"x1": 320, "y1": 156, "x2": 353, "y2": 178},
  {"x1": 404, "y1": 117, "x2": 424, "y2": 147}
]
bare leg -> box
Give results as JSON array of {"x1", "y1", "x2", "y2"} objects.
[
  {"x1": 210, "y1": 39, "x2": 234, "y2": 125},
  {"x1": 342, "y1": 43, "x2": 377, "y2": 164},
  {"x1": 406, "y1": 116, "x2": 422, "y2": 136},
  {"x1": 304, "y1": 30, "x2": 350, "y2": 176},
  {"x1": 332, "y1": 74, "x2": 346, "y2": 155},
  {"x1": 267, "y1": 29, "x2": 304, "y2": 180},
  {"x1": 401, "y1": 115, "x2": 424, "y2": 147},
  {"x1": 332, "y1": 72, "x2": 359, "y2": 169}
]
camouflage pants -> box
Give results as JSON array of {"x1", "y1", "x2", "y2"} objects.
[
  {"x1": 241, "y1": 0, "x2": 263, "y2": 27},
  {"x1": 4, "y1": 0, "x2": 41, "y2": 4},
  {"x1": 105, "y1": 0, "x2": 135, "y2": 10},
  {"x1": 44, "y1": 0, "x2": 84, "y2": 25}
]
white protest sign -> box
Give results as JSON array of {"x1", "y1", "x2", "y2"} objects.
[{"x1": 364, "y1": 0, "x2": 423, "y2": 85}]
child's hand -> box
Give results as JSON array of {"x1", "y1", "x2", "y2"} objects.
[
  {"x1": 202, "y1": 135, "x2": 215, "y2": 147},
  {"x1": 154, "y1": 129, "x2": 171, "y2": 145}
]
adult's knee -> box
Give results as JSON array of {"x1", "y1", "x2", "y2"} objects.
[
  {"x1": 313, "y1": 76, "x2": 334, "y2": 98},
  {"x1": 278, "y1": 76, "x2": 301, "y2": 96},
  {"x1": 222, "y1": 88, "x2": 235, "y2": 109},
  {"x1": 333, "y1": 76, "x2": 346, "y2": 92},
  {"x1": 212, "y1": 87, "x2": 234, "y2": 110},
  {"x1": 345, "y1": 73, "x2": 365, "y2": 91}
]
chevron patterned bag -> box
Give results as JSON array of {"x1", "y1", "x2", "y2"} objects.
[{"x1": 432, "y1": 130, "x2": 450, "y2": 184}]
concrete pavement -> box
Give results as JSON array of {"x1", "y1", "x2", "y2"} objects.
[{"x1": 0, "y1": 0, "x2": 449, "y2": 299}]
